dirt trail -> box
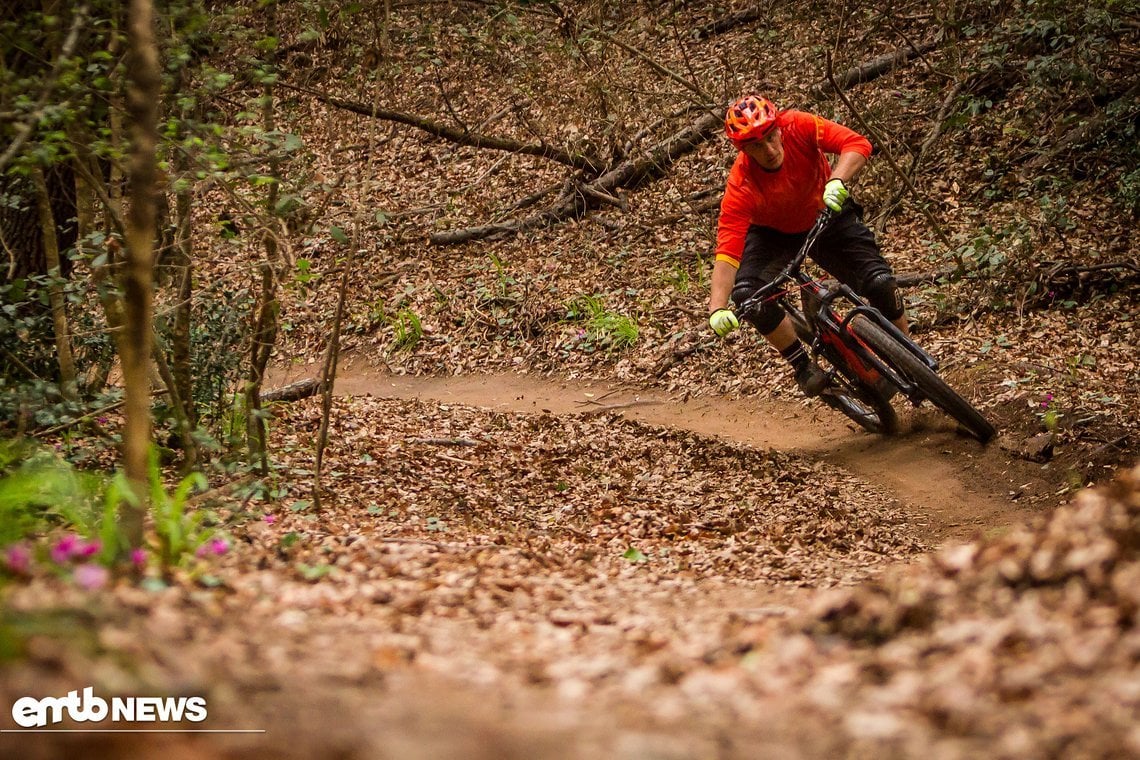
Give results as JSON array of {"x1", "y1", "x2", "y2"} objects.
[{"x1": 319, "y1": 361, "x2": 1052, "y2": 546}]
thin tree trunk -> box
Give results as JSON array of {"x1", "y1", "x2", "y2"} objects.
[
  {"x1": 83, "y1": 7, "x2": 127, "y2": 395},
  {"x1": 246, "y1": 259, "x2": 277, "y2": 473},
  {"x1": 152, "y1": 334, "x2": 197, "y2": 470},
  {"x1": 30, "y1": 165, "x2": 78, "y2": 401},
  {"x1": 120, "y1": 0, "x2": 161, "y2": 546},
  {"x1": 172, "y1": 180, "x2": 195, "y2": 427},
  {"x1": 246, "y1": 0, "x2": 280, "y2": 474}
]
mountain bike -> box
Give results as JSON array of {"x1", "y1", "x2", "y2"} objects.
[{"x1": 736, "y1": 208, "x2": 996, "y2": 443}]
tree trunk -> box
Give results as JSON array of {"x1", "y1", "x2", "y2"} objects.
[
  {"x1": 172, "y1": 181, "x2": 195, "y2": 428},
  {"x1": 246, "y1": 0, "x2": 281, "y2": 474},
  {"x1": 119, "y1": 0, "x2": 161, "y2": 547},
  {"x1": 0, "y1": 168, "x2": 77, "y2": 286},
  {"x1": 30, "y1": 165, "x2": 78, "y2": 401}
]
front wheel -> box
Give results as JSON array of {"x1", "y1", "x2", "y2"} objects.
[{"x1": 848, "y1": 315, "x2": 996, "y2": 443}]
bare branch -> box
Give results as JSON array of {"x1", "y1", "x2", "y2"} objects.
[
  {"x1": 589, "y1": 28, "x2": 716, "y2": 108},
  {"x1": 279, "y1": 81, "x2": 604, "y2": 172},
  {"x1": 693, "y1": 5, "x2": 770, "y2": 40},
  {"x1": 813, "y1": 40, "x2": 939, "y2": 97},
  {"x1": 430, "y1": 111, "x2": 721, "y2": 245}
]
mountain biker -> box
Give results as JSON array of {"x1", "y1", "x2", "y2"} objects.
[{"x1": 706, "y1": 94, "x2": 909, "y2": 397}]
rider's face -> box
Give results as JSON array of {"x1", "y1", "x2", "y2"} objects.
[{"x1": 741, "y1": 128, "x2": 784, "y2": 171}]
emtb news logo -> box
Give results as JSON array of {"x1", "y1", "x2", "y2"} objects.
[{"x1": 11, "y1": 687, "x2": 207, "y2": 728}]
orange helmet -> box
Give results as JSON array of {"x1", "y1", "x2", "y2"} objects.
[{"x1": 724, "y1": 95, "x2": 779, "y2": 147}]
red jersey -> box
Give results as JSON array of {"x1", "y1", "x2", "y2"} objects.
[{"x1": 714, "y1": 110, "x2": 872, "y2": 267}]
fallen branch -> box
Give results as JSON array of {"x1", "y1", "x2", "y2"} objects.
[
  {"x1": 435, "y1": 452, "x2": 475, "y2": 466},
  {"x1": 186, "y1": 473, "x2": 258, "y2": 508},
  {"x1": 408, "y1": 437, "x2": 481, "y2": 446},
  {"x1": 577, "y1": 399, "x2": 662, "y2": 417},
  {"x1": 263, "y1": 377, "x2": 322, "y2": 402},
  {"x1": 895, "y1": 266, "x2": 959, "y2": 287},
  {"x1": 693, "y1": 5, "x2": 769, "y2": 39},
  {"x1": 591, "y1": 28, "x2": 714, "y2": 104},
  {"x1": 813, "y1": 40, "x2": 939, "y2": 96},
  {"x1": 1041, "y1": 261, "x2": 1140, "y2": 279},
  {"x1": 873, "y1": 78, "x2": 966, "y2": 232},
  {"x1": 653, "y1": 337, "x2": 715, "y2": 377},
  {"x1": 1017, "y1": 80, "x2": 1140, "y2": 179},
  {"x1": 279, "y1": 81, "x2": 604, "y2": 173},
  {"x1": 1031, "y1": 260, "x2": 1140, "y2": 303},
  {"x1": 431, "y1": 111, "x2": 722, "y2": 245}
]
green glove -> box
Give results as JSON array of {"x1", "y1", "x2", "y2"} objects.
[
  {"x1": 822, "y1": 178, "x2": 849, "y2": 212},
  {"x1": 708, "y1": 308, "x2": 740, "y2": 337}
]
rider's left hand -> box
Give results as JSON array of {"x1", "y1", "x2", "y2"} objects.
[{"x1": 823, "y1": 178, "x2": 849, "y2": 212}]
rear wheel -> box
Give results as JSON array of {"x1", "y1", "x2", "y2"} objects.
[
  {"x1": 787, "y1": 307, "x2": 898, "y2": 436},
  {"x1": 848, "y1": 315, "x2": 996, "y2": 443},
  {"x1": 818, "y1": 379, "x2": 899, "y2": 436}
]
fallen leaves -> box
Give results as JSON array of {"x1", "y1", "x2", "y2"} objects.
[{"x1": 790, "y1": 464, "x2": 1140, "y2": 756}]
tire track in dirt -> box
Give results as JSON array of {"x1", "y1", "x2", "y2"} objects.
[{"x1": 316, "y1": 364, "x2": 1052, "y2": 546}]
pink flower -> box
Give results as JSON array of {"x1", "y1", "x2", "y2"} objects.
[
  {"x1": 4, "y1": 544, "x2": 32, "y2": 574},
  {"x1": 76, "y1": 540, "x2": 101, "y2": 559},
  {"x1": 263, "y1": 514, "x2": 277, "y2": 524},
  {"x1": 194, "y1": 537, "x2": 230, "y2": 559},
  {"x1": 50, "y1": 534, "x2": 80, "y2": 564},
  {"x1": 129, "y1": 548, "x2": 147, "y2": 568},
  {"x1": 73, "y1": 563, "x2": 109, "y2": 591}
]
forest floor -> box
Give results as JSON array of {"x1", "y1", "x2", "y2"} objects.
[
  {"x1": 3, "y1": 1, "x2": 1139, "y2": 757},
  {"x1": 3, "y1": 365, "x2": 1138, "y2": 759}
]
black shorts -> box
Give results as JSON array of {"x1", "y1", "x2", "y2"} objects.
[{"x1": 731, "y1": 204, "x2": 897, "y2": 332}]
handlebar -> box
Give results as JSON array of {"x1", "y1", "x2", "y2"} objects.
[{"x1": 736, "y1": 207, "x2": 836, "y2": 318}]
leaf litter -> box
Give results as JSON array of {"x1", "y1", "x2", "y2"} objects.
[{"x1": 4, "y1": 1, "x2": 1140, "y2": 756}]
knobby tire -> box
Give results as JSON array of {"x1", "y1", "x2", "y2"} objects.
[
  {"x1": 819, "y1": 380, "x2": 898, "y2": 436},
  {"x1": 848, "y1": 315, "x2": 996, "y2": 443}
]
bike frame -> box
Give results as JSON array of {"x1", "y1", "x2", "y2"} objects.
[{"x1": 738, "y1": 209, "x2": 938, "y2": 402}]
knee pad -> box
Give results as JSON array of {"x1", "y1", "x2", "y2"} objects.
[
  {"x1": 863, "y1": 272, "x2": 905, "y2": 320},
  {"x1": 732, "y1": 281, "x2": 785, "y2": 334}
]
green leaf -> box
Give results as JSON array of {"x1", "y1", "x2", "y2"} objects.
[
  {"x1": 330, "y1": 226, "x2": 349, "y2": 244},
  {"x1": 297, "y1": 562, "x2": 333, "y2": 581},
  {"x1": 622, "y1": 547, "x2": 648, "y2": 563},
  {"x1": 280, "y1": 133, "x2": 303, "y2": 152},
  {"x1": 289, "y1": 500, "x2": 311, "y2": 512}
]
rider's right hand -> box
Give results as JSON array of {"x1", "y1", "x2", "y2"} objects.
[{"x1": 708, "y1": 308, "x2": 740, "y2": 337}]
